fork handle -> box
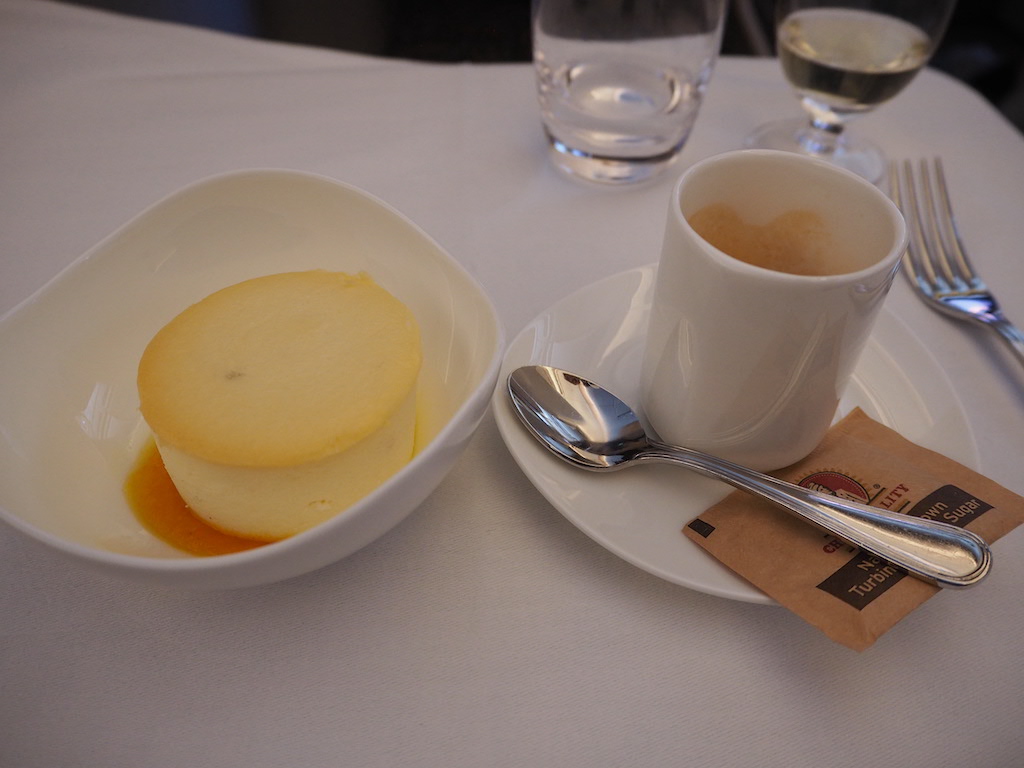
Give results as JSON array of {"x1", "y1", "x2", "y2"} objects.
[{"x1": 992, "y1": 317, "x2": 1024, "y2": 368}]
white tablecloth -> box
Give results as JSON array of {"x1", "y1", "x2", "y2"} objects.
[{"x1": 3, "y1": 2, "x2": 1024, "y2": 766}]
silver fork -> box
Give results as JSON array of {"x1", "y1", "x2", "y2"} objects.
[{"x1": 889, "y1": 158, "x2": 1024, "y2": 367}]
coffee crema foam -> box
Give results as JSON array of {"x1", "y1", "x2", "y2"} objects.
[{"x1": 688, "y1": 203, "x2": 853, "y2": 276}]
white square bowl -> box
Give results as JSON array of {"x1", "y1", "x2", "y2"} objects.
[{"x1": 0, "y1": 170, "x2": 503, "y2": 589}]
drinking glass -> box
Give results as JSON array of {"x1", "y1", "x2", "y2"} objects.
[
  {"x1": 745, "y1": 0, "x2": 956, "y2": 183},
  {"x1": 532, "y1": 0, "x2": 727, "y2": 185}
]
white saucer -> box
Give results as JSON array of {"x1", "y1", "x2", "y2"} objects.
[{"x1": 493, "y1": 265, "x2": 979, "y2": 605}]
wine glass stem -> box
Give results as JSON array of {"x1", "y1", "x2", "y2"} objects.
[
  {"x1": 796, "y1": 121, "x2": 843, "y2": 156},
  {"x1": 810, "y1": 115, "x2": 842, "y2": 134}
]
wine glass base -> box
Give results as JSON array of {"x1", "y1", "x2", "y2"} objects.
[{"x1": 744, "y1": 118, "x2": 886, "y2": 185}]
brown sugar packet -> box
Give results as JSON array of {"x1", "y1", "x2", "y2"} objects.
[{"x1": 683, "y1": 408, "x2": 1024, "y2": 651}]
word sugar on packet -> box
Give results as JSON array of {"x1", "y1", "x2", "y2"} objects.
[{"x1": 684, "y1": 408, "x2": 1023, "y2": 651}]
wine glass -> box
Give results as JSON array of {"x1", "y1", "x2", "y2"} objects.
[{"x1": 745, "y1": 0, "x2": 956, "y2": 183}]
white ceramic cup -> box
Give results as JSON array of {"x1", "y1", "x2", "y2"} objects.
[{"x1": 640, "y1": 149, "x2": 907, "y2": 471}]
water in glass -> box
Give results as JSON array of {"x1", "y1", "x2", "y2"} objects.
[{"x1": 533, "y1": 0, "x2": 725, "y2": 184}]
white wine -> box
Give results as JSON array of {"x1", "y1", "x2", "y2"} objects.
[
  {"x1": 778, "y1": 8, "x2": 930, "y2": 112},
  {"x1": 746, "y1": 4, "x2": 948, "y2": 182}
]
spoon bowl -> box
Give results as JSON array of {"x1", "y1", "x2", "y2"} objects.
[{"x1": 508, "y1": 365, "x2": 992, "y2": 589}]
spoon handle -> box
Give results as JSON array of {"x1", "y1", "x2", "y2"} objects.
[{"x1": 643, "y1": 442, "x2": 991, "y2": 588}]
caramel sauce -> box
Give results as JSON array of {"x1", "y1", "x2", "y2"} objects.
[
  {"x1": 125, "y1": 394, "x2": 435, "y2": 557},
  {"x1": 124, "y1": 440, "x2": 267, "y2": 557}
]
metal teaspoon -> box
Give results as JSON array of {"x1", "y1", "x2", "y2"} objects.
[{"x1": 507, "y1": 365, "x2": 992, "y2": 589}]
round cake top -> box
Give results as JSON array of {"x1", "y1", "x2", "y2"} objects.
[{"x1": 138, "y1": 271, "x2": 421, "y2": 467}]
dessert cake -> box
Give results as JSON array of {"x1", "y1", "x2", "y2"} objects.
[{"x1": 137, "y1": 270, "x2": 421, "y2": 541}]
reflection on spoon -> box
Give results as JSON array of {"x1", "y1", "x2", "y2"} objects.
[{"x1": 507, "y1": 364, "x2": 991, "y2": 589}]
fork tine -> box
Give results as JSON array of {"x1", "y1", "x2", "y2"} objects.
[
  {"x1": 918, "y1": 158, "x2": 964, "y2": 289},
  {"x1": 890, "y1": 159, "x2": 940, "y2": 291},
  {"x1": 888, "y1": 161, "x2": 912, "y2": 274},
  {"x1": 916, "y1": 159, "x2": 956, "y2": 287},
  {"x1": 929, "y1": 158, "x2": 977, "y2": 285}
]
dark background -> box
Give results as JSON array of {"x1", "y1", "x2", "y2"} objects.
[{"x1": 66, "y1": 0, "x2": 1024, "y2": 133}]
